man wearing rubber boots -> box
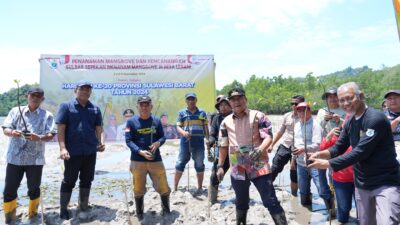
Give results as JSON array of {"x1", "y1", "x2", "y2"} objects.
[
  {"x1": 217, "y1": 88, "x2": 287, "y2": 225},
  {"x1": 207, "y1": 96, "x2": 232, "y2": 204},
  {"x1": 268, "y1": 94, "x2": 304, "y2": 196},
  {"x1": 56, "y1": 80, "x2": 105, "y2": 220},
  {"x1": 125, "y1": 96, "x2": 170, "y2": 220},
  {"x1": 2, "y1": 87, "x2": 55, "y2": 224}
]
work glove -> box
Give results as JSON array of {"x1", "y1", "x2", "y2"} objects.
[
  {"x1": 207, "y1": 147, "x2": 214, "y2": 162},
  {"x1": 249, "y1": 147, "x2": 263, "y2": 162}
]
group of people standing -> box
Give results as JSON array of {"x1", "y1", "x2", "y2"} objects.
[{"x1": 2, "y1": 80, "x2": 400, "y2": 225}]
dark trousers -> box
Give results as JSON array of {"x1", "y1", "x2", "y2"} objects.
[
  {"x1": 231, "y1": 174, "x2": 284, "y2": 215},
  {"x1": 271, "y1": 144, "x2": 297, "y2": 182},
  {"x1": 210, "y1": 151, "x2": 230, "y2": 186},
  {"x1": 3, "y1": 163, "x2": 43, "y2": 202},
  {"x1": 60, "y1": 154, "x2": 97, "y2": 193}
]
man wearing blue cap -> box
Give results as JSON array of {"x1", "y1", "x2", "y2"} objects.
[
  {"x1": 56, "y1": 80, "x2": 105, "y2": 220},
  {"x1": 174, "y1": 92, "x2": 208, "y2": 193},
  {"x1": 2, "y1": 87, "x2": 55, "y2": 224}
]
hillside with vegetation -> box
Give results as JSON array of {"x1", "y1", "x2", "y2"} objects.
[
  {"x1": 0, "y1": 83, "x2": 38, "y2": 116},
  {"x1": 218, "y1": 64, "x2": 400, "y2": 114},
  {"x1": 0, "y1": 64, "x2": 399, "y2": 116}
]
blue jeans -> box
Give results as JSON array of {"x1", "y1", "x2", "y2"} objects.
[
  {"x1": 175, "y1": 143, "x2": 205, "y2": 172},
  {"x1": 297, "y1": 165, "x2": 331, "y2": 200},
  {"x1": 318, "y1": 169, "x2": 333, "y2": 200},
  {"x1": 231, "y1": 174, "x2": 284, "y2": 216},
  {"x1": 332, "y1": 180, "x2": 355, "y2": 223}
]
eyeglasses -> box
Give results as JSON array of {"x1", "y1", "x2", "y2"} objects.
[
  {"x1": 296, "y1": 108, "x2": 309, "y2": 112},
  {"x1": 291, "y1": 102, "x2": 299, "y2": 106}
]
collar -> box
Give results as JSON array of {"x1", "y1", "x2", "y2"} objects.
[
  {"x1": 74, "y1": 98, "x2": 93, "y2": 108},
  {"x1": 186, "y1": 107, "x2": 199, "y2": 114},
  {"x1": 233, "y1": 108, "x2": 250, "y2": 119},
  {"x1": 23, "y1": 105, "x2": 40, "y2": 115}
]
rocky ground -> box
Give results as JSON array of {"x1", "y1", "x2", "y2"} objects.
[{"x1": 0, "y1": 115, "x2": 358, "y2": 225}]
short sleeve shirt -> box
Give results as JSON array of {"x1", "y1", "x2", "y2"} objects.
[
  {"x1": 219, "y1": 109, "x2": 272, "y2": 180},
  {"x1": 55, "y1": 99, "x2": 102, "y2": 155},
  {"x1": 176, "y1": 107, "x2": 207, "y2": 146}
]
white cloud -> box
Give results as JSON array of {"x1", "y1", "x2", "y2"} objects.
[
  {"x1": 165, "y1": 0, "x2": 187, "y2": 12},
  {"x1": 197, "y1": 24, "x2": 219, "y2": 34},
  {"x1": 204, "y1": 0, "x2": 343, "y2": 33}
]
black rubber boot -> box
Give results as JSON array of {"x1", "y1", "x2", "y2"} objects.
[
  {"x1": 300, "y1": 194, "x2": 312, "y2": 206},
  {"x1": 135, "y1": 196, "x2": 144, "y2": 220},
  {"x1": 208, "y1": 184, "x2": 218, "y2": 204},
  {"x1": 78, "y1": 188, "x2": 91, "y2": 220},
  {"x1": 79, "y1": 188, "x2": 90, "y2": 211},
  {"x1": 236, "y1": 209, "x2": 247, "y2": 225},
  {"x1": 300, "y1": 194, "x2": 312, "y2": 211},
  {"x1": 271, "y1": 212, "x2": 288, "y2": 225},
  {"x1": 161, "y1": 194, "x2": 170, "y2": 215},
  {"x1": 324, "y1": 197, "x2": 337, "y2": 220},
  {"x1": 60, "y1": 192, "x2": 72, "y2": 219}
]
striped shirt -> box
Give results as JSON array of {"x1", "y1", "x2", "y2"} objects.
[{"x1": 176, "y1": 107, "x2": 207, "y2": 147}]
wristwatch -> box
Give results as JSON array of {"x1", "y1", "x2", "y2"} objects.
[{"x1": 217, "y1": 165, "x2": 224, "y2": 170}]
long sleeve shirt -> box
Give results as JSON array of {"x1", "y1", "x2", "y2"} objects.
[
  {"x1": 329, "y1": 108, "x2": 400, "y2": 190},
  {"x1": 277, "y1": 111, "x2": 299, "y2": 148},
  {"x1": 125, "y1": 115, "x2": 166, "y2": 162},
  {"x1": 294, "y1": 118, "x2": 322, "y2": 167},
  {"x1": 209, "y1": 112, "x2": 231, "y2": 146}
]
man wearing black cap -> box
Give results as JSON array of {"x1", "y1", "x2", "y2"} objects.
[
  {"x1": 384, "y1": 89, "x2": 400, "y2": 162},
  {"x1": 207, "y1": 96, "x2": 232, "y2": 204},
  {"x1": 316, "y1": 86, "x2": 345, "y2": 218},
  {"x1": 56, "y1": 80, "x2": 105, "y2": 220},
  {"x1": 268, "y1": 94, "x2": 304, "y2": 196},
  {"x1": 217, "y1": 88, "x2": 287, "y2": 225},
  {"x1": 2, "y1": 87, "x2": 55, "y2": 224},
  {"x1": 125, "y1": 96, "x2": 170, "y2": 220},
  {"x1": 174, "y1": 92, "x2": 208, "y2": 193}
]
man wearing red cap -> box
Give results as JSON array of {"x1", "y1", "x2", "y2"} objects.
[
  {"x1": 2, "y1": 87, "x2": 55, "y2": 224},
  {"x1": 292, "y1": 102, "x2": 332, "y2": 213}
]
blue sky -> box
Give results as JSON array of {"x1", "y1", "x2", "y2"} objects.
[{"x1": 0, "y1": 0, "x2": 399, "y2": 93}]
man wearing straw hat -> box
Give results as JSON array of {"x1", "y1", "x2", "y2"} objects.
[
  {"x1": 125, "y1": 95, "x2": 170, "y2": 220},
  {"x1": 2, "y1": 87, "x2": 55, "y2": 224}
]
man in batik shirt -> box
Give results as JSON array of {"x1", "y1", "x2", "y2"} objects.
[{"x1": 216, "y1": 88, "x2": 287, "y2": 225}]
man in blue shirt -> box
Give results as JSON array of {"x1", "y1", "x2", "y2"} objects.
[
  {"x1": 125, "y1": 95, "x2": 169, "y2": 220},
  {"x1": 174, "y1": 93, "x2": 208, "y2": 193},
  {"x1": 56, "y1": 80, "x2": 105, "y2": 220}
]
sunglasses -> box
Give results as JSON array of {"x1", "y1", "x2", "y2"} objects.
[{"x1": 290, "y1": 102, "x2": 299, "y2": 106}]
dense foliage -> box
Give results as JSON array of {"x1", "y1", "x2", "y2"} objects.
[
  {"x1": 0, "y1": 64, "x2": 398, "y2": 116},
  {"x1": 0, "y1": 83, "x2": 38, "y2": 116},
  {"x1": 217, "y1": 65, "x2": 400, "y2": 114}
]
